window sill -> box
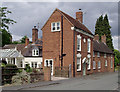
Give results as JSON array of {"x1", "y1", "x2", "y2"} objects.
[
  {"x1": 87, "y1": 69, "x2": 91, "y2": 71},
  {"x1": 93, "y1": 68, "x2": 96, "y2": 70},
  {"x1": 98, "y1": 68, "x2": 101, "y2": 69},
  {"x1": 51, "y1": 30, "x2": 61, "y2": 32},
  {"x1": 77, "y1": 69, "x2": 81, "y2": 72},
  {"x1": 77, "y1": 50, "x2": 81, "y2": 52}
]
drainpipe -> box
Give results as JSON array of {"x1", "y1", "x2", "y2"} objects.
[
  {"x1": 61, "y1": 15, "x2": 63, "y2": 70},
  {"x1": 71, "y1": 27, "x2": 76, "y2": 77}
]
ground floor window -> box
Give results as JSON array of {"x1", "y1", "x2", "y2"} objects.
[
  {"x1": 98, "y1": 61, "x2": 101, "y2": 69},
  {"x1": 77, "y1": 57, "x2": 81, "y2": 71},
  {"x1": 93, "y1": 61, "x2": 96, "y2": 69},
  {"x1": 105, "y1": 60, "x2": 107, "y2": 67},
  {"x1": 111, "y1": 60, "x2": 113, "y2": 68},
  {"x1": 31, "y1": 62, "x2": 37, "y2": 68},
  {"x1": 87, "y1": 58, "x2": 91, "y2": 70}
]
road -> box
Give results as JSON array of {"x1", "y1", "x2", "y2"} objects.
[{"x1": 23, "y1": 72, "x2": 118, "y2": 90}]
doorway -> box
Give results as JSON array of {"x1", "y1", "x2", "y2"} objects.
[
  {"x1": 82, "y1": 63, "x2": 86, "y2": 76},
  {"x1": 44, "y1": 59, "x2": 53, "y2": 75}
]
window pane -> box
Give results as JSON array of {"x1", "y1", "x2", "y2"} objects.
[
  {"x1": 35, "y1": 62, "x2": 37, "y2": 68},
  {"x1": 52, "y1": 23, "x2": 55, "y2": 26},
  {"x1": 77, "y1": 58, "x2": 80, "y2": 69},
  {"x1": 57, "y1": 22, "x2": 60, "y2": 27},
  {"x1": 52, "y1": 27, "x2": 55, "y2": 30},
  {"x1": 57, "y1": 27, "x2": 60, "y2": 30}
]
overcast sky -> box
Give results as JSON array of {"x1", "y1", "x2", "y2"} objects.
[{"x1": 2, "y1": 2, "x2": 118, "y2": 50}]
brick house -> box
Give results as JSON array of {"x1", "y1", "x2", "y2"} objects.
[{"x1": 41, "y1": 8, "x2": 114, "y2": 77}]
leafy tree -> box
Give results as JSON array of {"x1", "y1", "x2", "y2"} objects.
[
  {"x1": 0, "y1": 7, "x2": 16, "y2": 46},
  {"x1": 12, "y1": 41, "x2": 21, "y2": 44},
  {"x1": 114, "y1": 49, "x2": 120, "y2": 66},
  {"x1": 20, "y1": 36, "x2": 27, "y2": 43},
  {"x1": 95, "y1": 14, "x2": 114, "y2": 50}
]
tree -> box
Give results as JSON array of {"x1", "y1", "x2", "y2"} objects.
[
  {"x1": 20, "y1": 36, "x2": 27, "y2": 43},
  {"x1": 103, "y1": 14, "x2": 114, "y2": 50},
  {"x1": 114, "y1": 49, "x2": 120, "y2": 66},
  {"x1": 95, "y1": 14, "x2": 114, "y2": 50},
  {"x1": 95, "y1": 15, "x2": 104, "y2": 41},
  {"x1": 0, "y1": 7, "x2": 16, "y2": 46}
]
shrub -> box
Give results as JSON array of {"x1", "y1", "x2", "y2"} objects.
[
  {"x1": 2, "y1": 64, "x2": 18, "y2": 84},
  {"x1": 24, "y1": 64, "x2": 33, "y2": 73}
]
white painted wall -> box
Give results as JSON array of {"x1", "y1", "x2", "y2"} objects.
[{"x1": 24, "y1": 57, "x2": 42, "y2": 68}]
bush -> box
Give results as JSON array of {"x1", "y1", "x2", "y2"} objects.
[
  {"x1": 2, "y1": 64, "x2": 18, "y2": 84},
  {"x1": 24, "y1": 64, "x2": 33, "y2": 73}
]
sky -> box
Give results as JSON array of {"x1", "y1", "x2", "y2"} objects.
[{"x1": 1, "y1": 1, "x2": 119, "y2": 50}]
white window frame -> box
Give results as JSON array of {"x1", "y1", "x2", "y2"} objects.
[
  {"x1": 98, "y1": 61, "x2": 101, "y2": 69},
  {"x1": 97, "y1": 52, "x2": 100, "y2": 57},
  {"x1": 111, "y1": 60, "x2": 113, "y2": 68},
  {"x1": 87, "y1": 58, "x2": 91, "y2": 70},
  {"x1": 77, "y1": 53, "x2": 81, "y2": 71},
  {"x1": 32, "y1": 49, "x2": 39, "y2": 56},
  {"x1": 104, "y1": 53, "x2": 106, "y2": 58},
  {"x1": 93, "y1": 61, "x2": 96, "y2": 69},
  {"x1": 77, "y1": 35, "x2": 81, "y2": 51},
  {"x1": 105, "y1": 60, "x2": 107, "y2": 66},
  {"x1": 51, "y1": 22, "x2": 61, "y2": 32},
  {"x1": 87, "y1": 38, "x2": 91, "y2": 53}
]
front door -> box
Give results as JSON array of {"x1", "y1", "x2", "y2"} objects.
[
  {"x1": 83, "y1": 63, "x2": 86, "y2": 76},
  {"x1": 44, "y1": 59, "x2": 53, "y2": 75}
]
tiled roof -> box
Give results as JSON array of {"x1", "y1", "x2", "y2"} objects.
[
  {"x1": 57, "y1": 9, "x2": 93, "y2": 35},
  {"x1": 3, "y1": 39, "x2": 43, "y2": 57},
  {"x1": 93, "y1": 40, "x2": 113, "y2": 54}
]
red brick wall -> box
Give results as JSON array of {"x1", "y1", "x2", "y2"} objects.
[{"x1": 93, "y1": 52, "x2": 114, "y2": 73}]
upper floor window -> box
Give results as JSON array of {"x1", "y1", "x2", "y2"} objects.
[
  {"x1": 87, "y1": 39, "x2": 91, "y2": 53},
  {"x1": 51, "y1": 22, "x2": 60, "y2": 32},
  {"x1": 97, "y1": 52, "x2": 100, "y2": 57},
  {"x1": 32, "y1": 49, "x2": 39, "y2": 56},
  {"x1": 104, "y1": 53, "x2": 106, "y2": 58},
  {"x1": 77, "y1": 35, "x2": 81, "y2": 51}
]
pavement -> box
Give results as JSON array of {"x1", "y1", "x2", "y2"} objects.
[{"x1": 2, "y1": 72, "x2": 119, "y2": 90}]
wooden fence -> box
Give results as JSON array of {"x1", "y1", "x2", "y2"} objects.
[{"x1": 55, "y1": 66, "x2": 69, "y2": 78}]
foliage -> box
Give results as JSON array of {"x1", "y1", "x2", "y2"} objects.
[
  {"x1": 12, "y1": 41, "x2": 21, "y2": 44},
  {"x1": 1, "y1": 63, "x2": 6, "y2": 67},
  {"x1": 114, "y1": 49, "x2": 120, "y2": 66},
  {"x1": 95, "y1": 14, "x2": 114, "y2": 51},
  {"x1": 0, "y1": 7, "x2": 16, "y2": 47},
  {"x1": 24, "y1": 64, "x2": 33, "y2": 73},
  {"x1": 20, "y1": 36, "x2": 27, "y2": 43},
  {"x1": 2, "y1": 64, "x2": 18, "y2": 84}
]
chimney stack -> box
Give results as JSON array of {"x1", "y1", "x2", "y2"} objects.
[
  {"x1": 94, "y1": 34, "x2": 99, "y2": 41},
  {"x1": 32, "y1": 26, "x2": 38, "y2": 43},
  {"x1": 25, "y1": 37, "x2": 29, "y2": 46},
  {"x1": 76, "y1": 9, "x2": 83, "y2": 23},
  {"x1": 101, "y1": 34, "x2": 106, "y2": 44}
]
